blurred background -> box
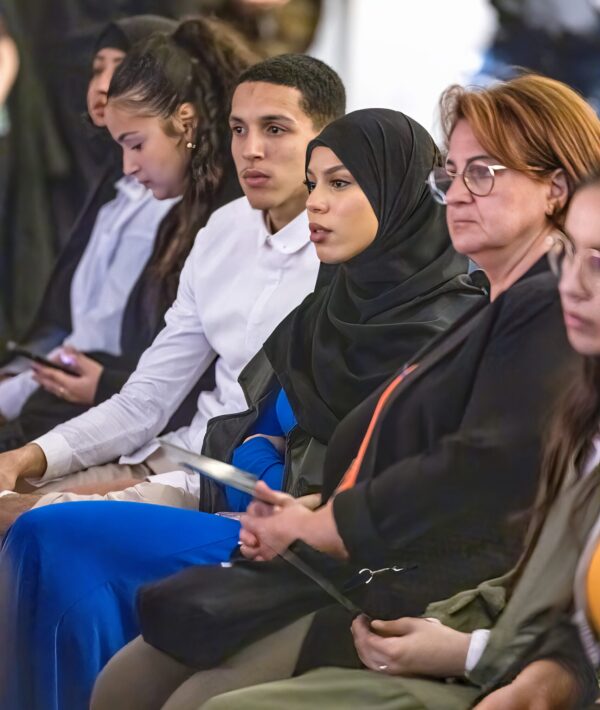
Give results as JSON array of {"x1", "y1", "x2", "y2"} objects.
[{"x1": 0, "y1": 0, "x2": 598, "y2": 339}]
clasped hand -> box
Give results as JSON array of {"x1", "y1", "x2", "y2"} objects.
[
  {"x1": 239, "y1": 481, "x2": 312, "y2": 561},
  {"x1": 239, "y1": 481, "x2": 347, "y2": 561}
]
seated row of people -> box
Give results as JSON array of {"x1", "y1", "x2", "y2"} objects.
[
  {"x1": 0, "y1": 14, "x2": 251, "y2": 450},
  {"x1": 0, "y1": 12, "x2": 599, "y2": 710}
]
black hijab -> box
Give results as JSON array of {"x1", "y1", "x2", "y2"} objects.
[{"x1": 264, "y1": 108, "x2": 481, "y2": 444}]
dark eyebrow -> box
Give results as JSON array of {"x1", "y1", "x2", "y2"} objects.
[
  {"x1": 323, "y1": 163, "x2": 347, "y2": 176},
  {"x1": 230, "y1": 114, "x2": 296, "y2": 125},
  {"x1": 259, "y1": 115, "x2": 295, "y2": 124},
  {"x1": 306, "y1": 163, "x2": 348, "y2": 178}
]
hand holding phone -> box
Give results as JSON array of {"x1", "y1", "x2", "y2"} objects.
[{"x1": 6, "y1": 342, "x2": 79, "y2": 376}]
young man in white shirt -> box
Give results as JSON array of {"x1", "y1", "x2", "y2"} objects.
[{"x1": 0, "y1": 54, "x2": 346, "y2": 522}]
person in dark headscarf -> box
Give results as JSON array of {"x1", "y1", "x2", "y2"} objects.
[
  {"x1": 201, "y1": 108, "x2": 483, "y2": 510},
  {"x1": 86, "y1": 110, "x2": 482, "y2": 709}
]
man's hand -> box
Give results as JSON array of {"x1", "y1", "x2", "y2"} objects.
[
  {"x1": 0, "y1": 444, "x2": 47, "y2": 491},
  {"x1": 351, "y1": 615, "x2": 471, "y2": 678},
  {"x1": 473, "y1": 660, "x2": 580, "y2": 710},
  {"x1": 32, "y1": 347, "x2": 103, "y2": 405}
]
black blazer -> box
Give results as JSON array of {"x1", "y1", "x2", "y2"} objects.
[
  {"x1": 295, "y1": 258, "x2": 578, "y2": 672},
  {"x1": 325, "y1": 258, "x2": 577, "y2": 616}
]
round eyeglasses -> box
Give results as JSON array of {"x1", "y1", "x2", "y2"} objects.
[
  {"x1": 427, "y1": 161, "x2": 508, "y2": 205},
  {"x1": 548, "y1": 232, "x2": 600, "y2": 292}
]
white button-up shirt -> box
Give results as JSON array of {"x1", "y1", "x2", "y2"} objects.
[
  {"x1": 0, "y1": 177, "x2": 177, "y2": 420},
  {"x1": 34, "y1": 196, "x2": 319, "y2": 483}
]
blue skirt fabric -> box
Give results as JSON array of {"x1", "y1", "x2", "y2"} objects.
[{"x1": 0, "y1": 502, "x2": 240, "y2": 710}]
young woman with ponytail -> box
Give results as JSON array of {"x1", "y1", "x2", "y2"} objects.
[{"x1": 0, "y1": 16, "x2": 254, "y2": 449}]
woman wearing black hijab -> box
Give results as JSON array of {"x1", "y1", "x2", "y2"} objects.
[
  {"x1": 202, "y1": 108, "x2": 483, "y2": 505},
  {"x1": 88, "y1": 109, "x2": 483, "y2": 710}
]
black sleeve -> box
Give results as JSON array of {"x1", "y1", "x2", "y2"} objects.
[
  {"x1": 93, "y1": 366, "x2": 132, "y2": 403},
  {"x1": 332, "y1": 280, "x2": 572, "y2": 567}
]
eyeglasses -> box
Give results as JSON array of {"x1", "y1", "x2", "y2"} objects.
[
  {"x1": 548, "y1": 232, "x2": 600, "y2": 292},
  {"x1": 427, "y1": 161, "x2": 508, "y2": 205}
]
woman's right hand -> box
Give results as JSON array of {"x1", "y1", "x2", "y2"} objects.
[
  {"x1": 351, "y1": 615, "x2": 471, "y2": 678},
  {"x1": 0, "y1": 444, "x2": 47, "y2": 491}
]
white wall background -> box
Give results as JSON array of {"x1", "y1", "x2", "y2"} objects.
[{"x1": 310, "y1": 0, "x2": 497, "y2": 139}]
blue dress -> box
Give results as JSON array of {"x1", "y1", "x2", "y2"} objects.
[{"x1": 0, "y1": 390, "x2": 297, "y2": 710}]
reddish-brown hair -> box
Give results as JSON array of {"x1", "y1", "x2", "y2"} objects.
[{"x1": 439, "y1": 74, "x2": 600, "y2": 225}]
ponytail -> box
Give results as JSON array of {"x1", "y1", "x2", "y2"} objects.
[{"x1": 108, "y1": 17, "x2": 257, "y2": 310}]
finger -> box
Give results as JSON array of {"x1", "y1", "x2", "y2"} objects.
[
  {"x1": 238, "y1": 528, "x2": 259, "y2": 547},
  {"x1": 370, "y1": 617, "x2": 417, "y2": 637},
  {"x1": 252, "y1": 481, "x2": 292, "y2": 507},
  {"x1": 31, "y1": 364, "x2": 62, "y2": 383},
  {"x1": 32, "y1": 370, "x2": 62, "y2": 392},
  {"x1": 359, "y1": 629, "x2": 401, "y2": 659},
  {"x1": 36, "y1": 367, "x2": 74, "y2": 388},
  {"x1": 61, "y1": 345, "x2": 79, "y2": 356},
  {"x1": 58, "y1": 350, "x2": 79, "y2": 370},
  {"x1": 246, "y1": 500, "x2": 274, "y2": 518},
  {"x1": 239, "y1": 543, "x2": 260, "y2": 560},
  {"x1": 239, "y1": 513, "x2": 262, "y2": 537},
  {"x1": 351, "y1": 614, "x2": 372, "y2": 641}
]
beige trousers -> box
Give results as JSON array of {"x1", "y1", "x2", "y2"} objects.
[
  {"x1": 32, "y1": 451, "x2": 199, "y2": 510},
  {"x1": 91, "y1": 613, "x2": 315, "y2": 710}
]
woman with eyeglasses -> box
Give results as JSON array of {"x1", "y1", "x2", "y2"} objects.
[
  {"x1": 200, "y1": 169, "x2": 600, "y2": 710},
  {"x1": 165, "y1": 74, "x2": 600, "y2": 709}
]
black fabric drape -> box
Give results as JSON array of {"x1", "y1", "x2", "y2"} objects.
[{"x1": 265, "y1": 109, "x2": 481, "y2": 444}]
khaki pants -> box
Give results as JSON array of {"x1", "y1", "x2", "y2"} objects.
[
  {"x1": 91, "y1": 614, "x2": 315, "y2": 710},
  {"x1": 201, "y1": 667, "x2": 480, "y2": 710},
  {"x1": 32, "y1": 451, "x2": 199, "y2": 511}
]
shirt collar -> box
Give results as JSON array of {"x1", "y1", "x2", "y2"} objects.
[
  {"x1": 257, "y1": 209, "x2": 310, "y2": 255},
  {"x1": 114, "y1": 175, "x2": 151, "y2": 201}
]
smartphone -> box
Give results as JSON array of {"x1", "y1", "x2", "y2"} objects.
[{"x1": 6, "y1": 342, "x2": 79, "y2": 376}]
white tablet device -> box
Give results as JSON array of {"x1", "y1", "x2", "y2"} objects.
[{"x1": 158, "y1": 439, "x2": 258, "y2": 495}]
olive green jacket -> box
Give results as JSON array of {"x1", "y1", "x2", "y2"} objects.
[{"x1": 421, "y1": 462, "x2": 600, "y2": 704}]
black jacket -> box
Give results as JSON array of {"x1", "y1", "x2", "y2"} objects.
[{"x1": 297, "y1": 259, "x2": 579, "y2": 670}]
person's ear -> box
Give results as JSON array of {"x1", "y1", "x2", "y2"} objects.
[
  {"x1": 174, "y1": 102, "x2": 198, "y2": 142},
  {"x1": 546, "y1": 168, "x2": 569, "y2": 217}
]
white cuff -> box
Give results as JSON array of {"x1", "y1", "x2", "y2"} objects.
[
  {"x1": 465, "y1": 629, "x2": 491, "y2": 674},
  {"x1": 27, "y1": 432, "x2": 73, "y2": 486}
]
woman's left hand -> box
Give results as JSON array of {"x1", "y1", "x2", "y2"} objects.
[
  {"x1": 32, "y1": 347, "x2": 104, "y2": 405},
  {"x1": 351, "y1": 615, "x2": 471, "y2": 678},
  {"x1": 239, "y1": 481, "x2": 347, "y2": 561}
]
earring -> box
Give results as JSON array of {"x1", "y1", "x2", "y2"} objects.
[{"x1": 186, "y1": 141, "x2": 197, "y2": 150}]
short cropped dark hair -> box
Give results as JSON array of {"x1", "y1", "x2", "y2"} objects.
[{"x1": 236, "y1": 53, "x2": 346, "y2": 128}]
